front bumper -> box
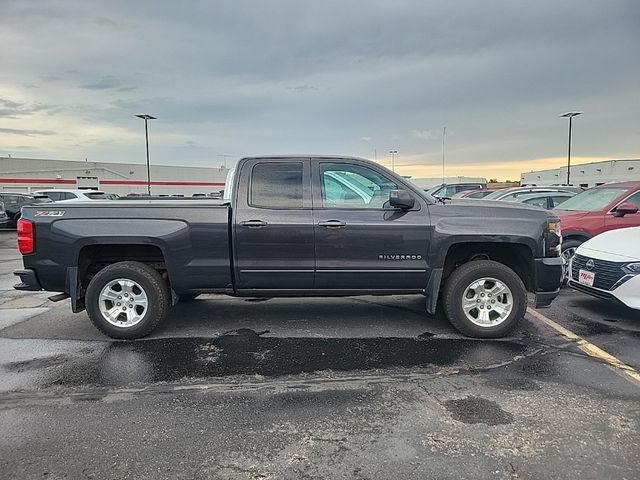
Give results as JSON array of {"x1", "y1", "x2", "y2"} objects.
[
  {"x1": 13, "y1": 269, "x2": 43, "y2": 291},
  {"x1": 534, "y1": 257, "x2": 563, "y2": 308},
  {"x1": 569, "y1": 276, "x2": 640, "y2": 310}
]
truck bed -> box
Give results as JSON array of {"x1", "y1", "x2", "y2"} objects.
[{"x1": 20, "y1": 200, "x2": 232, "y2": 295}]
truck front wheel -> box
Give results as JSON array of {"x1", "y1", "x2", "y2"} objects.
[
  {"x1": 442, "y1": 260, "x2": 526, "y2": 338},
  {"x1": 85, "y1": 261, "x2": 170, "y2": 339}
]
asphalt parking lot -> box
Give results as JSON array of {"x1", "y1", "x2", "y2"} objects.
[{"x1": 0, "y1": 230, "x2": 638, "y2": 479}]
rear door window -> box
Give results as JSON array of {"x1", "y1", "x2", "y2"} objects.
[
  {"x1": 250, "y1": 162, "x2": 303, "y2": 208},
  {"x1": 550, "y1": 195, "x2": 570, "y2": 207},
  {"x1": 84, "y1": 192, "x2": 109, "y2": 200},
  {"x1": 523, "y1": 196, "x2": 549, "y2": 209},
  {"x1": 1, "y1": 195, "x2": 20, "y2": 206},
  {"x1": 45, "y1": 191, "x2": 62, "y2": 201}
]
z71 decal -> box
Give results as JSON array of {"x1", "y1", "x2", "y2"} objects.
[{"x1": 34, "y1": 211, "x2": 66, "y2": 217}]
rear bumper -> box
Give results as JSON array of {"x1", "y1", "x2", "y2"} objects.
[
  {"x1": 13, "y1": 269, "x2": 43, "y2": 291},
  {"x1": 534, "y1": 257, "x2": 563, "y2": 308}
]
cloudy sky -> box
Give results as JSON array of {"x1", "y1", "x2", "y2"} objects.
[{"x1": 1, "y1": 0, "x2": 639, "y2": 180}]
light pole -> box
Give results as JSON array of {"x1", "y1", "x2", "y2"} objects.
[
  {"x1": 560, "y1": 112, "x2": 582, "y2": 186},
  {"x1": 136, "y1": 114, "x2": 156, "y2": 195},
  {"x1": 216, "y1": 154, "x2": 232, "y2": 169},
  {"x1": 388, "y1": 150, "x2": 398, "y2": 172},
  {"x1": 442, "y1": 126, "x2": 446, "y2": 185}
]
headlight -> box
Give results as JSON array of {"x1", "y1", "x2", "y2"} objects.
[
  {"x1": 622, "y1": 262, "x2": 640, "y2": 274},
  {"x1": 547, "y1": 220, "x2": 561, "y2": 236},
  {"x1": 544, "y1": 219, "x2": 562, "y2": 256}
]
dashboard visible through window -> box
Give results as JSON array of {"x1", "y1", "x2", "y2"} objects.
[{"x1": 320, "y1": 163, "x2": 397, "y2": 209}]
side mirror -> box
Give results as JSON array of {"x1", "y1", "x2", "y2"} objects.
[
  {"x1": 613, "y1": 202, "x2": 639, "y2": 217},
  {"x1": 389, "y1": 189, "x2": 415, "y2": 209}
]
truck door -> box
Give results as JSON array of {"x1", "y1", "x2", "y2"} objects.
[
  {"x1": 312, "y1": 160, "x2": 430, "y2": 290},
  {"x1": 233, "y1": 158, "x2": 315, "y2": 290}
]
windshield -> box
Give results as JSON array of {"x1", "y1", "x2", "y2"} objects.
[{"x1": 554, "y1": 187, "x2": 627, "y2": 212}]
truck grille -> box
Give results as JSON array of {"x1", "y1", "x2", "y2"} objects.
[{"x1": 571, "y1": 254, "x2": 626, "y2": 291}]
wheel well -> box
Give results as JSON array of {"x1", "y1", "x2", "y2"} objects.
[
  {"x1": 78, "y1": 244, "x2": 166, "y2": 290},
  {"x1": 442, "y1": 242, "x2": 534, "y2": 290},
  {"x1": 562, "y1": 234, "x2": 590, "y2": 243}
]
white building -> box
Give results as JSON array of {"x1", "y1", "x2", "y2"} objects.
[
  {"x1": 521, "y1": 159, "x2": 640, "y2": 188},
  {"x1": 0, "y1": 156, "x2": 228, "y2": 196}
]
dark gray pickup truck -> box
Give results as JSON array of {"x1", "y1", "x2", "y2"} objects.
[{"x1": 14, "y1": 155, "x2": 562, "y2": 339}]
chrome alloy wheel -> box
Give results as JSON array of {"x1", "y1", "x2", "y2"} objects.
[
  {"x1": 98, "y1": 278, "x2": 149, "y2": 327},
  {"x1": 461, "y1": 277, "x2": 513, "y2": 327}
]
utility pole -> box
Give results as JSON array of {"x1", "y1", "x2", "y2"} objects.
[
  {"x1": 135, "y1": 114, "x2": 156, "y2": 195},
  {"x1": 442, "y1": 127, "x2": 446, "y2": 185},
  {"x1": 216, "y1": 154, "x2": 232, "y2": 169},
  {"x1": 388, "y1": 150, "x2": 398, "y2": 172},
  {"x1": 559, "y1": 112, "x2": 582, "y2": 185}
]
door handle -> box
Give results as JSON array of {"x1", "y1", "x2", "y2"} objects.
[
  {"x1": 240, "y1": 219, "x2": 268, "y2": 228},
  {"x1": 318, "y1": 220, "x2": 346, "y2": 228}
]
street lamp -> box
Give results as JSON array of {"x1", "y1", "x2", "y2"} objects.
[
  {"x1": 216, "y1": 154, "x2": 232, "y2": 169},
  {"x1": 136, "y1": 114, "x2": 156, "y2": 195},
  {"x1": 560, "y1": 111, "x2": 582, "y2": 186},
  {"x1": 388, "y1": 150, "x2": 398, "y2": 172}
]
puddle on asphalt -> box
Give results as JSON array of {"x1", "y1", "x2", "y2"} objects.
[
  {"x1": 443, "y1": 396, "x2": 513, "y2": 425},
  {"x1": 39, "y1": 328, "x2": 529, "y2": 388}
]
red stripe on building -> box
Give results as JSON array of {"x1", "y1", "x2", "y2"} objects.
[
  {"x1": 100, "y1": 180, "x2": 225, "y2": 186},
  {"x1": 0, "y1": 178, "x2": 76, "y2": 185},
  {"x1": 0, "y1": 178, "x2": 224, "y2": 187}
]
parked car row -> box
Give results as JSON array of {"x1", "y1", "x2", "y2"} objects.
[
  {"x1": 0, "y1": 193, "x2": 52, "y2": 228},
  {"x1": 1, "y1": 189, "x2": 225, "y2": 227},
  {"x1": 32, "y1": 189, "x2": 118, "y2": 201},
  {"x1": 554, "y1": 181, "x2": 640, "y2": 280}
]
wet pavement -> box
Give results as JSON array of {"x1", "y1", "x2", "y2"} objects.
[{"x1": 1, "y1": 230, "x2": 639, "y2": 479}]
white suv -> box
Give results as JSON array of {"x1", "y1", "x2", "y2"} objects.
[{"x1": 32, "y1": 189, "x2": 113, "y2": 202}]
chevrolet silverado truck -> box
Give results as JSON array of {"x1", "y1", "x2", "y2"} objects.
[{"x1": 14, "y1": 155, "x2": 562, "y2": 339}]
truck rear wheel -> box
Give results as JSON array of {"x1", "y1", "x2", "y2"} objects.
[
  {"x1": 442, "y1": 260, "x2": 526, "y2": 338},
  {"x1": 85, "y1": 261, "x2": 169, "y2": 339}
]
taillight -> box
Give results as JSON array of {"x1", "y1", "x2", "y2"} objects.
[{"x1": 17, "y1": 219, "x2": 34, "y2": 255}]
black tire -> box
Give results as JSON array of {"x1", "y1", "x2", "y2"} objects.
[
  {"x1": 12, "y1": 213, "x2": 21, "y2": 229},
  {"x1": 442, "y1": 260, "x2": 527, "y2": 338},
  {"x1": 561, "y1": 239, "x2": 583, "y2": 285},
  {"x1": 178, "y1": 294, "x2": 200, "y2": 302},
  {"x1": 85, "y1": 261, "x2": 170, "y2": 339}
]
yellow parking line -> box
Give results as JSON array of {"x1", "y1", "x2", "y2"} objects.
[{"x1": 527, "y1": 307, "x2": 640, "y2": 385}]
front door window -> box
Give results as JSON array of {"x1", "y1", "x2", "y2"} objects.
[{"x1": 320, "y1": 163, "x2": 397, "y2": 209}]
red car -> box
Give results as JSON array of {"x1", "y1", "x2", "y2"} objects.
[{"x1": 554, "y1": 181, "x2": 640, "y2": 274}]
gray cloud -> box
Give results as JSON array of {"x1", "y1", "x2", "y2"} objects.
[
  {"x1": 0, "y1": 127, "x2": 55, "y2": 136},
  {"x1": 79, "y1": 75, "x2": 125, "y2": 90},
  {"x1": 0, "y1": 98, "x2": 58, "y2": 118},
  {"x1": 0, "y1": 0, "x2": 638, "y2": 173}
]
